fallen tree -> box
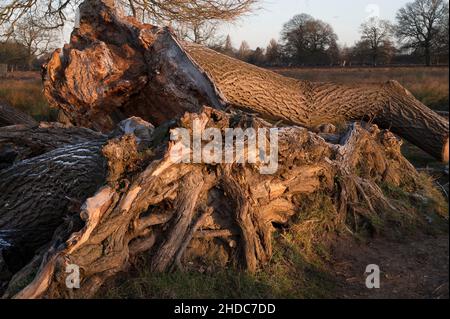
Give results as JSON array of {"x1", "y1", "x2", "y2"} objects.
[
  {"x1": 0, "y1": 123, "x2": 106, "y2": 169},
  {"x1": 0, "y1": 0, "x2": 448, "y2": 299},
  {"x1": 0, "y1": 102, "x2": 38, "y2": 127},
  {"x1": 1, "y1": 106, "x2": 440, "y2": 298},
  {"x1": 42, "y1": 0, "x2": 449, "y2": 162}
]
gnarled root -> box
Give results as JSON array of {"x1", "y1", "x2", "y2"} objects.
[{"x1": 1, "y1": 107, "x2": 437, "y2": 299}]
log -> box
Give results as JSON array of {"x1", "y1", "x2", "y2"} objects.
[
  {"x1": 0, "y1": 123, "x2": 106, "y2": 170},
  {"x1": 0, "y1": 106, "x2": 438, "y2": 298},
  {"x1": 0, "y1": 116, "x2": 153, "y2": 288},
  {"x1": 0, "y1": 102, "x2": 38, "y2": 127},
  {"x1": 0, "y1": 140, "x2": 107, "y2": 274},
  {"x1": 42, "y1": 0, "x2": 449, "y2": 162}
]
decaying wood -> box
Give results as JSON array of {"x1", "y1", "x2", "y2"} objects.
[
  {"x1": 0, "y1": 106, "x2": 434, "y2": 299},
  {"x1": 42, "y1": 0, "x2": 448, "y2": 162},
  {"x1": 0, "y1": 123, "x2": 106, "y2": 169},
  {"x1": 0, "y1": 103, "x2": 38, "y2": 127}
]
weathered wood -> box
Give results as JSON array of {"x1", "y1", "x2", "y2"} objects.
[
  {"x1": 0, "y1": 140, "x2": 107, "y2": 275},
  {"x1": 0, "y1": 123, "x2": 106, "y2": 169},
  {"x1": 150, "y1": 172, "x2": 205, "y2": 272},
  {"x1": 0, "y1": 103, "x2": 37, "y2": 127},
  {"x1": 42, "y1": 0, "x2": 448, "y2": 162},
  {"x1": 0, "y1": 0, "x2": 446, "y2": 299},
  {"x1": 0, "y1": 107, "x2": 437, "y2": 299}
]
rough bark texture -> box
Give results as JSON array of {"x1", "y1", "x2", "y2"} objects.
[
  {"x1": 0, "y1": 106, "x2": 434, "y2": 299},
  {"x1": 0, "y1": 123, "x2": 106, "y2": 169},
  {"x1": 42, "y1": 0, "x2": 448, "y2": 162}
]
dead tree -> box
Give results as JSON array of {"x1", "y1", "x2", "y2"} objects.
[
  {"x1": 0, "y1": 0, "x2": 447, "y2": 299},
  {"x1": 0, "y1": 106, "x2": 439, "y2": 298},
  {"x1": 0, "y1": 103, "x2": 37, "y2": 127},
  {"x1": 0, "y1": 123, "x2": 106, "y2": 169},
  {"x1": 42, "y1": 0, "x2": 448, "y2": 162}
]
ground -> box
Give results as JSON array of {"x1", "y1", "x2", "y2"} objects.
[{"x1": 331, "y1": 234, "x2": 449, "y2": 299}]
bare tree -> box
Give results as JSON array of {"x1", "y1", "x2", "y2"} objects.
[
  {"x1": 222, "y1": 34, "x2": 235, "y2": 55},
  {"x1": 281, "y1": 13, "x2": 338, "y2": 65},
  {"x1": 265, "y1": 38, "x2": 281, "y2": 65},
  {"x1": 176, "y1": 20, "x2": 221, "y2": 45},
  {"x1": 359, "y1": 17, "x2": 394, "y2": 66},
  {"x1": 395, "y1": 0, "x2": 449, "y2": 66},
  {"x1": 237, "y1": 40, "x2": 251, "y2": 61},
  {"x1": 247, "y1": 46, "x2": 265, "y2": 65},
  {"x1": 0, "y1": 41, "x2": 28, "y2": 69},
  {"x1": 0, "y1": 0, "x2": 258, "y2": 40},
  {"x1": 0, "y1": 1, "x2": 82, "y2": 37},
  {"x1": 12, "y1": 15, "x2": 59, "y2": 69}
]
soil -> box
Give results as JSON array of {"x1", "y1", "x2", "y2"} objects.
[{"x1": 330, "y1": 233, "x2": 449, "y2": 299}]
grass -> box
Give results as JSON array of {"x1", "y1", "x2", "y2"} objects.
[
  {"x1": 98, "y1": 192, "x2": 340, "y2": 299},
  {"x1": 379, "y1": 173, "x2": 449, "y2": 236},
  {"x1": 273, "y1": 66, "x2": 449, "y2": 111},
  {"x1": 100, "y1": 256, "x2": 335, "y2": 299},
  {"x1": 0, "y1": 76, "x2": 57, "y2": 122}
]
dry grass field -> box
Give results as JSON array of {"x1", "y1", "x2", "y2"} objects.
[
  {"x1": 0, "y1": 72, "x2": 57, "y2": 122},
  {"x1": 273, "y1": 66, "x2": 449, "y2": 111}
]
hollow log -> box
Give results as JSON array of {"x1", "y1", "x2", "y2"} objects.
[
  {"x1": 42, "y1": 0, "x2": 449, "y2": 162},
  {"x1": 0, "y1": 106, "x2": 436, "y2": 299}
]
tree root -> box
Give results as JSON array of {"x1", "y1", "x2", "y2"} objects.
[{"x1": 0, "y1": 106, "x2": 439, "y2": 299}]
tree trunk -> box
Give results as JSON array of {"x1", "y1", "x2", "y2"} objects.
[
  {"x1": 0, "y1": 103, "x2": 38, "y2": 127},
  {"x1": 0, "y1": 140, "x2": 107, "y2": 295},
  {"x1": 42, "y1": 0, "x2": 449, "y2": 162},
  {"x1": 0, "y1": 123, "x2": 106, "y2": 169},
  {"x1": 0, "y1": 107, "x2": 433, "y2": 299},
  {"x1": 425, "y1": 44, "x2": 432, "y2": 67}
]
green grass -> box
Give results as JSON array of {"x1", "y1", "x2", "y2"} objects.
[
  {"x1": 379, "y1": 174, "x2": 449, "y2": 236},
  {"x1": 98, "y1": 192, "x2": 340, "y2": 299},
  {"x1": 100, "y1": 249, "x2": 335, "y2": 299}
]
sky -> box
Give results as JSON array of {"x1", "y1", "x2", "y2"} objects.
[{"x1": 218, "y1": 0, "x2": 412, "y2": 49}]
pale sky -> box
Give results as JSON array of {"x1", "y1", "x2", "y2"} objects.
[
  {"x1": 218, "y1": 0, "x2": 412, "y2": 49},
  {"x1": 62, "y1": 0, "x2": 413, "y2": 48}
]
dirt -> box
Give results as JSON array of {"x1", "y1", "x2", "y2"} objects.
[{"x1": 330, "y1": 233, "x2": 449, "y2": 299}]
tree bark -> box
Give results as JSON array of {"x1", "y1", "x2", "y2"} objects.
[
  {"x1": 0, "y1": 103, "x2": 38, "y2": 127},
  {"x1": 0, "y1": 139, "x2": 107, "y2": 274},
  {"x1": 0, "y1": 123, "x2": 106, "y2": 169},
  {"x1": 42, "y1": 0, "x2": 448, "y2": 162}
]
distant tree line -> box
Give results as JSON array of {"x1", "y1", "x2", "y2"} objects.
[{"x1": 212, "y1": 0, "x2": 449, "y2": 67}]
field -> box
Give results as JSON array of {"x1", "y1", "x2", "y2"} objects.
[
  {"x1": 0, "y1": 72, "x2": 57, "y2": 122},
  {"x1": 272, "y1": 66, "x2": 449, "y2": 112}
]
